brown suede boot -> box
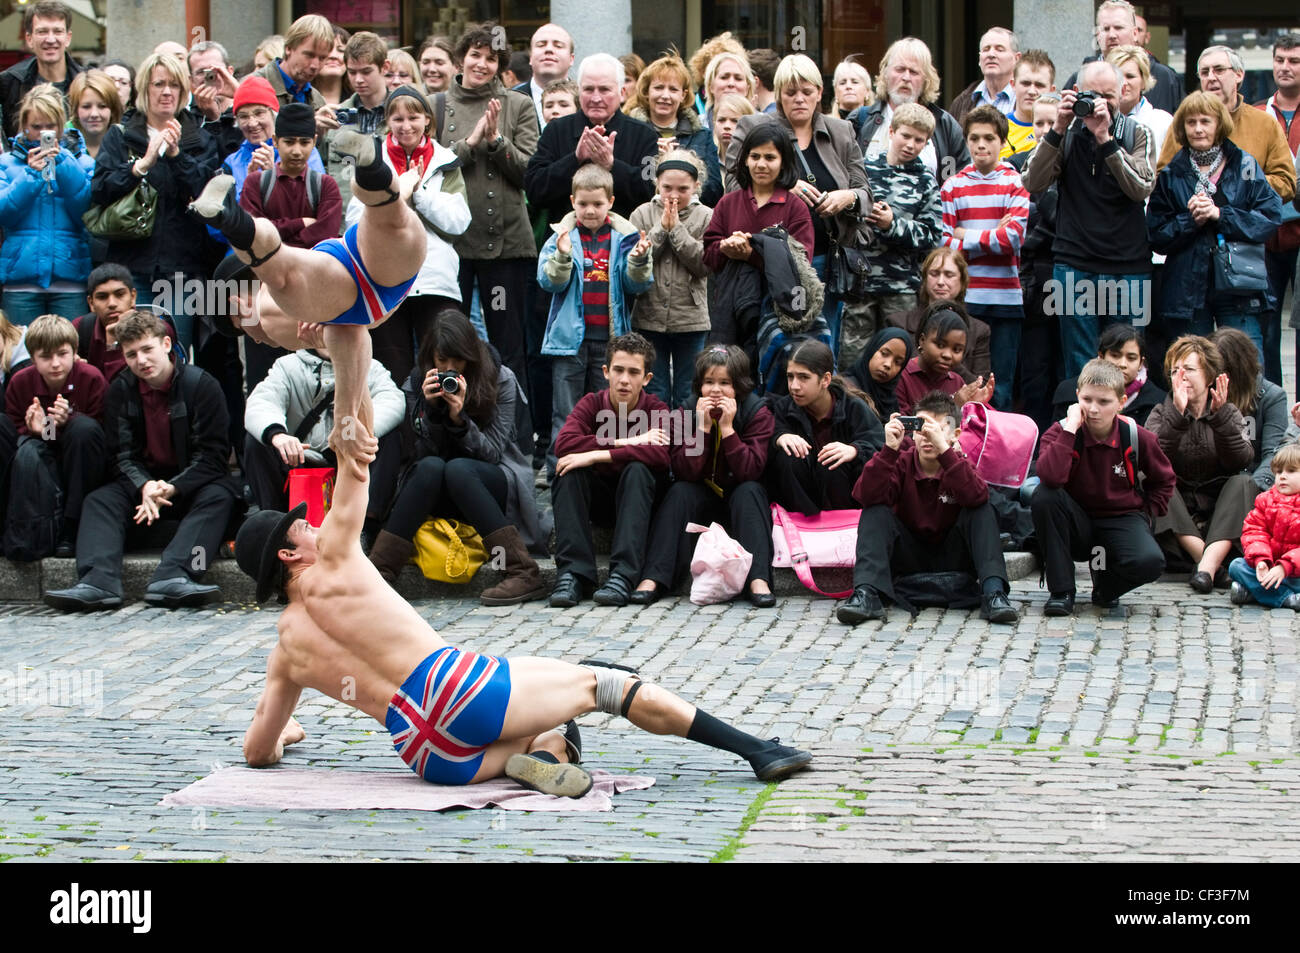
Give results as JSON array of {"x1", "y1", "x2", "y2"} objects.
[
  {"x1": 368, "y1": 529, "x2": 415, "y2": 586},
  {"x1": 480, "y1": 526, "x2": 548, "y2": 606}
]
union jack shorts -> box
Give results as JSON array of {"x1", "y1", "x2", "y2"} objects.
[{"x1": 385, "y1": 646, "x2": 512, "y2": 784}]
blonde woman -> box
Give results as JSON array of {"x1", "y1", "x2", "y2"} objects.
[
  {"x1": 701, "y1": 50, "x2": 754, "y2": 128},
  {"x1": 623, "y1": 53, "x2": 722, "y2": 205},
  {"x1": 1106, "y1": 44, "x2": 1173, "y2": 154},
  {"x1": 384, "y1": 49, "x2": 424, "y2": 93},
  {"x1": 68, "y1": 69, "x2": 123, "y2": 160},
  {"x1": 831, "y1": 59, "x2": 873, "y2": 119},
  {"x1": 89, "y1": 52, "x2": 221, "y2": 352}
]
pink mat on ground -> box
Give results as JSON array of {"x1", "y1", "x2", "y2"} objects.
[{"x1": 159, "y1": 767, "x2": 655, "y2": 812}]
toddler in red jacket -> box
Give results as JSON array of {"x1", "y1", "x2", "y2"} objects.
[{"x1": 1228, "y1": 444, "x2": 1300, "y2": 610}]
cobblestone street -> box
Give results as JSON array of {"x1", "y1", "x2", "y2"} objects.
[{"x1": 1, "y1": 575, "x2": 1297, "y2": 862}]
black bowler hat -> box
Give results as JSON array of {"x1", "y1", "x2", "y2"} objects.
[{"x1": 235, "y1": 502, "x2": 307, "y2": 602}]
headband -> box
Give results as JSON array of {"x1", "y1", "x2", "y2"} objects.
[{"x1": 656, "y1": 158, "x2": 700, "y2": 179}]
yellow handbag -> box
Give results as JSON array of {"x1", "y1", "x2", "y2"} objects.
[{"x1": 411, "y1": 518, "x2": 488, "y2": 583}]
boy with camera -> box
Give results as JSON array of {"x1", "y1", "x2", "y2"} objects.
[{"x1": 838, "y1": 391, "x2": 1018, "y2": 625}]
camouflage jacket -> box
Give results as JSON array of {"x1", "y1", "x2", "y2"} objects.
[{"x1": 861, "y1": 155, "x2": 941, "y2": 294}]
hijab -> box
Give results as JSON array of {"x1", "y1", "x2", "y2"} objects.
[{"x1": 848, "y1": 327, "x2": 914, "y2": 419}]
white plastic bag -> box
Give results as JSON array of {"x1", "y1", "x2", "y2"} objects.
[{"x1": 687, "y1": 522, "x2": 753, "y2": 606}]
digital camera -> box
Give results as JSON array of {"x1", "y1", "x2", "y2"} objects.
[
  {"x1": 437, "y1": 370, "x2": 461, "y2": 395},
  {"x1": 334, "y1": 108, "x2": 358, "y2": 125},
  {"x1": 1071, "y1": 90, "x2": 1100, "y2": 118}
]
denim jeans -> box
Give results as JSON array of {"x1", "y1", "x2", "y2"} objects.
[
  {"x1": 1228, "y1": 556, "x2": 1300, "y2": 608},
  {"x1": 1263, "y1": 246, "x2": 1296, "y2": 387},
  {"x1": 640, "y1": 329, "x2": 707, "y2": 409},
  {"x1": 1165, "y1": 308, "x2": 1265, "y2": 367},
  {"x1": 1052, "y1": 265, "x2": 1149, "y2": 379},
  {"x1": 966, "y1": 302, "x2": 1023, "y2": 410},
  {"x1": 2, "y1": 290, "x2": 87, "y2": 326},
  {"x1": 133, "y1": 271, "x2": 196, "y2": 356}
]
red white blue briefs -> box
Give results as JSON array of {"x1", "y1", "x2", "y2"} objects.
[
  {"x1": 385, "y1": 646, "x2": 512, "y2": 784},
  {"x1": 312, "y1": 223, "x2": 417, "y2": 326}
]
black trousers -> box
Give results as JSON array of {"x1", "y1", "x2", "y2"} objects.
[
  {"x1": 458, "y1": 257, "x2": 531, "y2": 389},
  {"x1": 766, "y1": 444, "x2": 859, "y2": 513},
  {"x1": 242, "y1": 429, "x2": 402, "y2": 520},
  {"x1": 13, "y1": 416, "x2": 106, "y2": 523},
  {"x1": 76, "y1": 477, "x2": 237, "y2": 595},
  {"x1": 384, "y1": 455, "x2": 509, "y2": 540},
  {"x1": 641, "y1": 480, "x2": 774, "y2": 589},
  {"x1": 371, "y1": 293, "x2": 458, "y2": 387},
  {"x1": 1018, "y1": 279, "x2": 1063, "y2": 434},
  {"x1": 197, "y1": 334, "x2": 245, "y2": 465},
  {"x1": 853, "y1": 503, "x2": 1008, "y2": 601},
  {"x1": 552, "y1": 462, "x2": 659, "y2": 584},
  {"x1": 0, "y1": 413, "x2": 15, "y2": 521},
  {"x1": 524, "y1": 283, "x2": 552, "y2": 457},
  {"x1": 1030, "y1": 485, "x2": 1165, "y2": 600}
]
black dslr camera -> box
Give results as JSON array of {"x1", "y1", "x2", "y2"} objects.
[{"x1": 1071, "y1": 90, "x2": 1100, "y2": 118}]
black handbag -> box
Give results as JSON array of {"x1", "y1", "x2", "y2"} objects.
[
  {"x1": 826, "y1": 239, "x2": 872, "y2": 299},
  {"x1": 1212, "y1": 235, "x2": 1268, "y2": 295}
]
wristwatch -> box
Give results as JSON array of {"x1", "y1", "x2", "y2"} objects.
[{"x1": 489, "y1": 133, "x2": 504, "y2": 149}]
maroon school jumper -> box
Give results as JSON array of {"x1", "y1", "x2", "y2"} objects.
[
  {"x1": 4, "y1": 361, "x2": 107, "y2": 436},
  {"x1": 702, "y1": 188, "x2": 816, "y2": 271},
  {"x1": 853, "y1": 442, "x2": 989, "y2": 544},
  {"x1": 239, "y1": 162, "x2": 342, "y2": 248},
  {"x1": 671, "y1": 405, "x2": 774, "y2": 490},
  {"x1": 894, "y1": 357, "x2": 964, "y2": 415},
  {"x1": 554, "y1": 389, "x2": 672, "y2": 476},
  {"x1": 1036, "y1": 418, "x2": 1176, "y2": 520}
]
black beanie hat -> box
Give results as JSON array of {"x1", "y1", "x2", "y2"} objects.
[{"x1": 275, "y1": 102, "x2": 317, "y2": 139}]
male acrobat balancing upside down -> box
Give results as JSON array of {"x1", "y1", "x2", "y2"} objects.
[
  {"x1": 188, "y1": 130, "x2": 425, "y2": 477},
  {"x1": 220, "y1": 133, "x2": 812, "y2": 795}
]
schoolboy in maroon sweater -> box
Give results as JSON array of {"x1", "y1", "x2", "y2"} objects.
[
  {"x1": 1032, "y1": 358, "x2": 1174, "y2": 615},
  {"x1": 550, "y1": 332, "x2": 671, "y2": 608},
  {"x1": 3, "y1": 314, "x2": 108, "y2": 556},
  {"x1": 839, "y1": 391, "x2": 1018, "y2": 625}
]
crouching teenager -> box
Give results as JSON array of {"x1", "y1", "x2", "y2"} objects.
[
  {"x1": 1032, "y1": 359, "x2": 1174, "y2": 615},
  {"x1": 634, "y1": 345, "x2": 776, "y2": 607},
  {"x1": 838, "y1": 391, "x2": 1019, "y2": 625}
]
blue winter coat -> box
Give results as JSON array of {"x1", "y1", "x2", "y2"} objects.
[
  {"x1": 0, "y1": 128, "x2": 94, "y2": 286},
  {"x1": 536, "y1": 210, "x2": 654, "y2": 356},
  {"x1": 625, "y1": 105, "x2": 723, "y2": 207},
  {"x1": 1147, "y1": 139, "x2": 1282, "y2": 319}
]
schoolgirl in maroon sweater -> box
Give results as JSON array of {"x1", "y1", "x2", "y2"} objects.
[
  {"x1": 634, "y1": 345, "x2": 777, "y2": 607},
  {"x1": 894, "y1": 301, "x2": 993, "y2": 415}
]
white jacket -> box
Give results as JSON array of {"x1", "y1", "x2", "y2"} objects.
[
  {"x1": 345, "y1": 137, "x2": 471, "y2": 299},
  {"x1": 244, "y1": 349, "x2": 406, "y2": 461}
]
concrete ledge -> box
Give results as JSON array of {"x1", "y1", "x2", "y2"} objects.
[{"x1": 0, "y1": 551, "x2": 1040, "y2": 605}]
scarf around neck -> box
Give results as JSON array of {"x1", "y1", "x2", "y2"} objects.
[
  {"x1": 386, "y1": 134, "x2": 434, "y2": 176},
  {"x1": 1189, "y1": 145, "x2": 1224, "y2": 195}
]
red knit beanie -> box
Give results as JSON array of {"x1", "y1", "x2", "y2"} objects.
[{"x1": 232, "y1": 76, "x2": 280, "y2": 115}]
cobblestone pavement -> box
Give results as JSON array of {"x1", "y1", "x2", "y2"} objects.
[{"x1": 0, "y1": 575, "x2": 1297, "y2": 862}]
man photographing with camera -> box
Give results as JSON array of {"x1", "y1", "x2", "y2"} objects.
[{"x1": 1022, "y1": 59, "x2": 1156, "y2": 378}]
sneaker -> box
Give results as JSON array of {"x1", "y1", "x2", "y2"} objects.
[
  {"x1": 1229, "y1": 581, "x2": 1252, "y2": 606},
  {"x1": 1281, "y1": 592, "x2": 1300, "y2": 611},
  {"x1": 593, "y1": 573, "x2": 633, "y2": 607},
  {"x1": 504, "y1": 752, "x2": 593, "y2": 798},
  {"x1": 747, "y1": 738, "x2": 812, "y2": 781}
]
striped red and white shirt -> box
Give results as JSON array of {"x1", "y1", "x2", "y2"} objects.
[{"x1": 940, "y1": 162, "x2": 1029, "y2": 307}]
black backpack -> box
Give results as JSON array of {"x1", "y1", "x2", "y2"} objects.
[{"x1": 3, "y1": 439, "x2": 63, "y2": 562}]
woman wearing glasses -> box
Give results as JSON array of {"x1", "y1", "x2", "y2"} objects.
[{"x1": 90, "y1": 52, "x2": 221, "y2": 355}]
